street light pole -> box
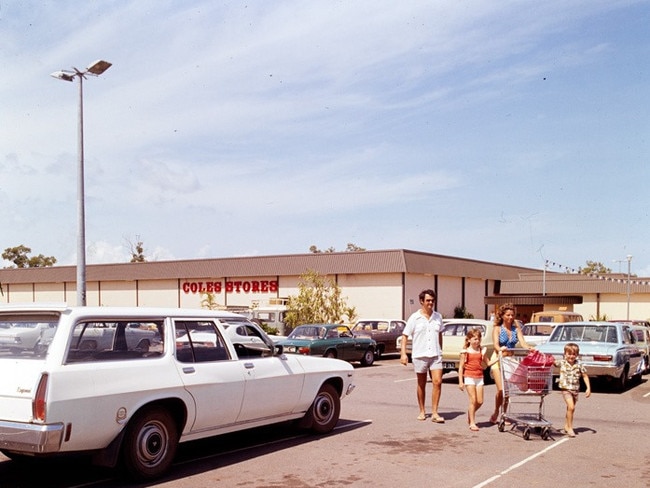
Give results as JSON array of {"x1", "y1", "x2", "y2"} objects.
[
  {"x1": 626, "y1": 255, "x2": 633, "y2": 320},
  {"x1": 51, "y1": 60, "x2": 112, "y2": 306}
]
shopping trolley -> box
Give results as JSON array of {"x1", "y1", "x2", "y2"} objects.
[{"x1": 497, "y1": 349, "x2": 555, "y2": 440}]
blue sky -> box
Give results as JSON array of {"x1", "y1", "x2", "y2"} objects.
[{"x1": 1, "y1": 1, "x2": 649, "y2": 276}]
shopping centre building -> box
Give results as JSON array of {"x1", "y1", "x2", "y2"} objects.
[{"x1": 1, "y1": 249, "x2": 649, "y2": 326}]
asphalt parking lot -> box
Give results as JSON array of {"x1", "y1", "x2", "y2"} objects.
[{"x1": 1, "y1": 356, "x2": 649, "y2": 487}]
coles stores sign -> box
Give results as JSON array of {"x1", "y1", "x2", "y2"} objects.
[{"x1": 182, "y1": 280, "x2": 279, "y2": 294}]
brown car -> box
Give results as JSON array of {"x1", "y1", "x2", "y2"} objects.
[{"x1": 351, "y1": 319, "x2": 406, "y2": 359}]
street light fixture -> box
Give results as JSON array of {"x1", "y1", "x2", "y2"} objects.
[
  {"x1": 51, "y1": 60, "x2": 112, "y2": 306},
  {"x1": 626, "y1": 255, "x2": 633, "y2": 320}
]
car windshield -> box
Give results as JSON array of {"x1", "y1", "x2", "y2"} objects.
[
  {"x1": 549, "y1": 324, "x2": 618, "y2": 343},
  {"x1": 288, "y1": 326, "x2": 325, "y2": 339}
]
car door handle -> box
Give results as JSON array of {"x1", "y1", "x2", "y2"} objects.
[
  {"x1": 244, "y1": 362, "x2": 255, "y2": 369},
  {"x1": 182, "y1": 367, "x2": 195, "y2": 374}
]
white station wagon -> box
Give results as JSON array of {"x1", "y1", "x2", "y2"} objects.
[{"x1": 0, "y1": 305, "x2": 355, "y2": 480}]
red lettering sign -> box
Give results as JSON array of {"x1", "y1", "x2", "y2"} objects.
[{"x1": 182, "y1": 280, "x2": 279, "y2": 294}]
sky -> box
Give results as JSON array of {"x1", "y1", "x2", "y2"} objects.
[{"x1": 1, "y1": 1, "x2": 649, "y2": 276}]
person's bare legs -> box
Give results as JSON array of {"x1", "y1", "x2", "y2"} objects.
[
  {"x1": 416, "y1": 372, "x2": 428, "y2": 419},
  {"x1": 467, "y1": 384, "x2": 484, "y2": 429},
  {"x1": 563, "y1": 391, "x2": 577, "y2": 436},
  {"x1": 491, "y1": 366, "x2": 502, "y2": 422},
  {"x1": 430, "y1": 368, "x2": 444, "y2": 421}
]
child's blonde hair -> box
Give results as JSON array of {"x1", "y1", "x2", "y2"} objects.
[
  {"x1": 564, "y1": 342, "x2": 580, "y2": 355},
  {"x1": 463, "y1": 328, "x2": 482, "y2": 348}
]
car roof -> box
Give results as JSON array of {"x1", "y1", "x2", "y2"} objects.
[
  {"x1": 554, "y1": 321, "x2": 618, "y2": 326},
  {"x1": 0, "y1": 304, "x2": 246, "y2": 320},
  {"x1": 608, "y1": 320, "x2": 650, "y2": 325},
  {"x1": 442, "y1": 318, "x2": 492, "y2": 324},
  {"x1": 356, "y1": 318, "x2": 404, "y2": 322},
  {"x1": 297, "y1": 323, "x2": 341, "y2": 328}
]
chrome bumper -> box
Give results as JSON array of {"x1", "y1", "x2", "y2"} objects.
[
  {"x1": 582, "y1": 363, "x2": 622, "y2": 378},
  {"x1": 0, "y1": 420, "x2": 64, "y2": 454}
]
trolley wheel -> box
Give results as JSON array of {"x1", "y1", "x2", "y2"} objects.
[
  {"x1": 541, "y1": 427, "x2": 550, "y2": 440},
  {"x1": 497, "y1": 421, "x2": 505, "y2": 432},
  {"x1": 523, "y1": 427, "x2": 531, "y2": 440}
]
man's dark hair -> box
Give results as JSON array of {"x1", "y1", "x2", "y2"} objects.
[{"x1": 419, "y1": 289, "x2": 436, "y2": 302}]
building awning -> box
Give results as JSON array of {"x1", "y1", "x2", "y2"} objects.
[{"x1": 484, "y1": 295, "x2": 583, "y2": 306}]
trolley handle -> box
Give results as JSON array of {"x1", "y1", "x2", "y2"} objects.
[{"x1": 497, "y1": 347, "x2": 535, "y2": 358}]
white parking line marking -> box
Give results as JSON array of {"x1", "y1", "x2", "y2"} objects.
[
  {"x1": 472, "y1": 437, "x2": 571, "y2": 488},
  {"x1": 395, "y1": 377, "x2": 416, "y2": 383},
  {"x1": 643, "y1": 391, "x2": 650, "y2": 398}
]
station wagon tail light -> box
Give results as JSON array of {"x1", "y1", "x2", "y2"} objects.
[
  {"x1": 298, "y1": 346, "x2": 311, "y2": 355},
  {"x1": 33, "y1": 373, "x2": 49, "y2": 422},
  {"x1": 593, "y1": 355, "x2": 613, "y2": 362}
]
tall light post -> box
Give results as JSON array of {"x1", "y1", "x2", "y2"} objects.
[
  {"x1": 51, "y1": 60, "x2": 112, "y2": 306},
  {"x1": 626, "y1": 254, "x2": 633, "y2": 320}
]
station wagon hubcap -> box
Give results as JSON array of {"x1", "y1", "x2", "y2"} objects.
[{"x1": 138, "y1": 421, "x2": 168, "y2": 466}]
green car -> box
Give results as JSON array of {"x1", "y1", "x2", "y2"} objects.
[{"x1": 279, "y1": 324, "x2": 376, "y2": 366}]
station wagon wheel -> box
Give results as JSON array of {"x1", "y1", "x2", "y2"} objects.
[
  {"x1": 360, "y1": 348, "x2": 375, "y2": 367},
  {"x1": 121, "y1": 406, "x2": 178, "y2": 480},
  {"x1": 302, "y1": 383, "x2": 341, "y2": 434},
  {"x1": 325, "y1": 350, "x2": 337, "y2": 359}
]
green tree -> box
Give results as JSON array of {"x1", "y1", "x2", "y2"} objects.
[
  {"x1": 284, "y1": 270, "x2": 356, "y2": 330},
  {"x1": 2, "y1": 245, "x2": 57, "y2": 268},
  {"x1": 345, "y1": 243, "x2": 366, "y2": 252},
  {"x1": 125, "y1": 237, "x2": 146, "y2": 263},
  {"x1": 578, "y1": 260, "x2": 611, "y2": 275},
  {"x1": 200, "y1": 292, "x2": 222, "y2": 310},
  {"x1": 453, "y1": 305, "x2": 474, "y2": 319},
  {"x1": 309, "y1": 245, "x2": 335, "y2": 253},
  {"x1": 309, "y1": 243, "x2": 366, "y2": 253}
]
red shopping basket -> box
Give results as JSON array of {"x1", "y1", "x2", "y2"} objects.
[{"x1": 515, "y1": 350, "x2": 555, "y2": 392}]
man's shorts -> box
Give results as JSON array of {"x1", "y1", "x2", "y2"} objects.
[{"x1": 413, "y1": 355, "x2": 442, "y2": 374}]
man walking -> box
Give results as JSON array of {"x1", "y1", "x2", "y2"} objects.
[{"x1": 400, "y1": 289, "x2": 445, "y2": 422}]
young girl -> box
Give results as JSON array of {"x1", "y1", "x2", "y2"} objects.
[
  {"x1": 556, "y1": 342, "x2": 591, "y2": 437},
  {"x1": 458, "y1": 328, "x2": 491, "y2": 431}
]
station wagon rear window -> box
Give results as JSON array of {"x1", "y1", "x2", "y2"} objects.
[
  {"x1": 175, "y1": 320, "x2": 230, "y2": 363},
  {"x1": 66, "y1": 320, "x2": 164, "y2": 363},
  {"x1": 0, "y1": 313, "x2": 59, "y2": 359}
]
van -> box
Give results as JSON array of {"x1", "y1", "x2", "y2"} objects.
[{"x1": 530, "y1": 311, "x2": 583, "y2": 323}]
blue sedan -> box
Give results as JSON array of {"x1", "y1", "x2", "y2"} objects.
[{"x1": 536, "y1": 321, "x2": 643, "y2": 391}]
